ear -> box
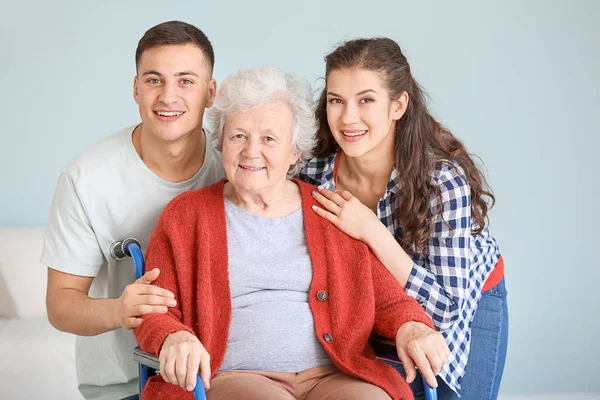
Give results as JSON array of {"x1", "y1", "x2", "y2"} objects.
[
  {"x1": 390, "y1": 91, "x2": 409, "y2": 120},
  {"x1": 291, "y1": 149, "x2": 302, "y2": 166},
  {"x1": 133, "y1": 75, "x2": 140, "y2": 105},
  {"x1": 205, "y1": 79, "x2": 217, "y2": 108}
]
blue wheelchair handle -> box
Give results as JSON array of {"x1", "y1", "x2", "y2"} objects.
[
  {"x1": 138, "y1": 360, "x2": 206, "y2": 400},
  {"x1": 193, "y1": 376, "x2": 206, "y2": 400},
  {"x1": 125, "y1": 241, "x2": 145, "y2": 280}
]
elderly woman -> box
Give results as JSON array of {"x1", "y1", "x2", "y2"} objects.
[{"x1": 134, "y1": 66, "x2": 449, "y2": 400}]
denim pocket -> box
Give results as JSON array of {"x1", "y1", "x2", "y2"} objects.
[{"x1": 487, "y1": 277, "x2": 507, "y2": 298}]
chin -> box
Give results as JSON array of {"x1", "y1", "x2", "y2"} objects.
[
  {"x1": 339, "y1": 144, "x2": 370, "y2": 158},
  {"x1": 152, "y1": 125, "x2": 191, "y2": 142},
  {"x1": 237, "y1": 183, "x2": 266, "y2": 195}
]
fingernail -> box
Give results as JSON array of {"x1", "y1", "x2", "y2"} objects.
[
  {"x1": 187, "y1": 385, "x2": 193, "y2": 391},
  {"x1": 312, "y1": 191, "x2": 318, "y2": 197},
  {"x1": 169, "y1": 300, "x2": 177, "y2": 306},
  {"x1": 317, "y1": 185, "x2": 325, "y2": 190},
  {"x1": 312, "y1": 205, "x2": 317, "y2": 211}
]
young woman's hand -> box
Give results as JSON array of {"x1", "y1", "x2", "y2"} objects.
[
  {"x1": 311, "y1": 186, "x2": 381, "y2": 243},
  {"x1": 395, "y1": 321, "x2": 450, "y2": 388},
  {"x1": 159, "y1": 330, "x2": 211, "y2": 391}
]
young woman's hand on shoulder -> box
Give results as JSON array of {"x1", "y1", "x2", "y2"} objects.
[{"x1": 311, "y1": 186, "x2": 381, "y2": 243}]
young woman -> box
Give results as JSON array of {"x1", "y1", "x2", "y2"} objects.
[{"x1": 299, "y1": 38, "x2": 507, "y2": 400}]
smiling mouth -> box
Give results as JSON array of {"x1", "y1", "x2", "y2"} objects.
[
  {"x1": 155, "y1": 111, "x2": 184, "y2": 117},
  {"x1": 240, "y1": 165, "x2": 265, "y2": 171},
  {"x1": 342, "y1": 130, "x2": 367, "y2": 137}
]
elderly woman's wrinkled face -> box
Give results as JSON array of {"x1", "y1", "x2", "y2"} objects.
[{"x1": 222, "y1": 102, "x2": 300, "y2": 195}]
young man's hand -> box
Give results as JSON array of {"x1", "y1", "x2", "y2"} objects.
[{"x1": 118, "y1": 268, "x2": 176, "y2": 329}]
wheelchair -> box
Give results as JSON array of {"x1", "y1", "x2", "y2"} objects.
[{"x1": 111, "y1": 238, "x2": 438, "y2": 400}]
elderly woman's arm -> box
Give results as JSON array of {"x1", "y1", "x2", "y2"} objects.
[
  {"x1": 370, "y1": 255, "x2": 449, "y2": 388},
  {"x1": 133, "y1": 207, "x2": 211, "y2": 392}
]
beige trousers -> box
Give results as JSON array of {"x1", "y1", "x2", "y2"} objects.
[{"x1": 206, "y1": 365, "x2": 392, "y2": 400}]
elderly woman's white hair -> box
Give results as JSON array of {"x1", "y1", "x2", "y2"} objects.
[{"x1": 208, "y1": 66, "x2": 317, "y2": 177}]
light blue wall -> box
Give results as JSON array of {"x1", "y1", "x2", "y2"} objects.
[{"x1": 1, "y1": 0, "x2": 598, "y2": 396}]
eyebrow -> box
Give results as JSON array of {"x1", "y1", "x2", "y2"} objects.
[
  {"x1": 232, "y1": 127, "x2": 279, "y2": 137},
  {"x1": 142, "y1": 70, "x2": 200, "y2": 77},
  {"x1": 327, "y1": 89, "x2": 378, "y2": 97},
  {"x1": 261, "y1": 128, "x2": 278, "y2": 136}
]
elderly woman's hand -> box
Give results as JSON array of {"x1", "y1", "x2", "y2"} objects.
[
  {"x1": 159, "y1": 330, "x2": 211, "y2": 391},
  {"x1": 395, "y1": 321, "x2": 450, "y2": 388},
  {"x1": 311, "y1": 187, "x2": 381, "y2": 243}
]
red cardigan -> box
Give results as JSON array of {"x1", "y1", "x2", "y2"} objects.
[{"x1": 134, "y1": 179, "x2": 433, "y2": 400}]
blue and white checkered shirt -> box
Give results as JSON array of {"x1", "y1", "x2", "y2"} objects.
[{"x1": 298, "y1": 153, "x2": 501, "y2": 394}]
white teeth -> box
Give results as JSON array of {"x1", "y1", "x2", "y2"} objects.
[
  {"x1": 156, "y1": 111, "x2": 183, "y2": 117},
  {"x1": 343, "y1": 130, "x2": 367, "y2": 137},
  {"x1": 241, "y1": 166, "x2": 264, "y2": 171}
]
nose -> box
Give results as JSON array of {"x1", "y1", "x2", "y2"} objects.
[
  {"x1": 242, "y1": 136, "x2": 261, "y2": 158},
  {"x1": 158, "y1": 82, "x2": 180, "y2": 105},
  {"x1": 340, "y1": 103, "x2": 360, "y2": 125}
]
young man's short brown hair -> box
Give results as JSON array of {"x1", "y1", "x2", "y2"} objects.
[{"x1": 135, "y1": 21, "x2": 215, "y2": 73}]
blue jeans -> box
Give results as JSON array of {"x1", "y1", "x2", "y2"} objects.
[{"x1": 385, "y1": 277, "x2": 508, "y2": 400}]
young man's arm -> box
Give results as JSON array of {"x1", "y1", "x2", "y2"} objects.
[
  {"x1": 43, "y1": 173, "x2": 175, "y2": 336},
  {"x1": 46, "y1": 267, "x2": 175, "y2": 336}
]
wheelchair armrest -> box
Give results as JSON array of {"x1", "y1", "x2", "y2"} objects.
[
  {"x1": 133, "y1": 347, "x2": 160, "y2": 371},
  {"x1": 370, "y1": 335, "x2": 398, "y2": 357}
]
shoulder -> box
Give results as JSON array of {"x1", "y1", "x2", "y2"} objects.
[
  {"x1": 297, "y1": 154, "x2": 337, "y2": 186},
  {"x1": 62, "y1": 125, "x2": 136, "y2": 185},
  {"x1": 295, "y1": 177, "x2": 371, "y2": 255},
  {"x1": 428, "y1": 161, "x2": 471, "y2": 213},
  {"x1": 293, "y1": 178, "x2": 318, "y2": 194},
  {"x1": 431, "y1": 160, "x2": 470, "y2": 193},
  {"x1": 161, "y1": 179, "x2": 226, "y2": 219}
]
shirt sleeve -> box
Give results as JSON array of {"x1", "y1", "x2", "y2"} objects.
[
  {"x1": 40, "y1": 173, "x2": 105, "y2": 277},
  {"x1": 403, "y1": 163, "x2": 474, "y2": 331}
]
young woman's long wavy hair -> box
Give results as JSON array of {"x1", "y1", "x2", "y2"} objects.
[{"x1": 315, "y1": 38, "x2": 495, "y2": 255}]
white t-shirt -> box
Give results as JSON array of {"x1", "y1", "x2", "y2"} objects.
[{"x1": 41, "y1": 124, "x2": 225, "y2": 400}]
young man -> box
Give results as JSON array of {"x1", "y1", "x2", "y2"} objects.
[{"x1": 42, "y1": 21, "x2": 224, "y2": 400}]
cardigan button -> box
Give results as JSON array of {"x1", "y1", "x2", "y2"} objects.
[
  {"x1": 316, "y1": 290, "x2": 328, "y2": 301},
  {"x1": 323, "y1": 333, "x2": 333, "y2": 343}
]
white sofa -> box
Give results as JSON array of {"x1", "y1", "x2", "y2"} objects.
[{"x1": 0, "y1": 227, "x2": 82, "y2": 399}]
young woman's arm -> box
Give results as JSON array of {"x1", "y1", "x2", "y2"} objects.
[{"x1": 311, "y1": 164, "x2": 473, "y2": 331}]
